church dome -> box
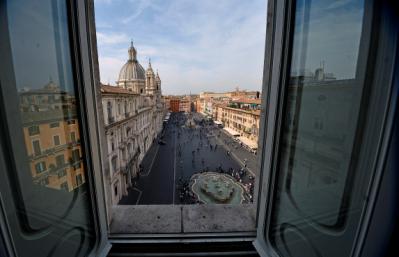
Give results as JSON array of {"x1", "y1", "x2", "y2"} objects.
[{"x1": 117, "y1": 42, "x2": 146, "y2": 82}]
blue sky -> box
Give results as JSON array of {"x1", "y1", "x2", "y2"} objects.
[
  {"x1": 290, "y1": 0, "x2": 364, "y2": 79},
  {"x1": 94, "y1": 0, "x2": 267, "y2": 95}
]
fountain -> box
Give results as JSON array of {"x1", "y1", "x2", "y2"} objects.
[{"x1": 191, "y1": 172, "x2": 245, "y2": 204}]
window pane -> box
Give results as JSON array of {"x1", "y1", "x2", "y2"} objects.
[
  {"x1": 269, "y1": 0, "x2": 370, "y2": 256},
  {"x1": 10, "y1": 1, "x2": 86, "y2": 193},
  {"x1": 1, "y1": 0, "x2": 95, "y2": 255}
]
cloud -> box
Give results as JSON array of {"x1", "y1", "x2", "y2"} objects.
[
  {"x1": 96, "y1": 32, "x2": 129, "y2": 45},
  {"x1": 291, "y1": 0, "x2": 364, "y2": 79},
  {"x1": 98, "y1": 56, "x2": 126, "y2": 84},
  {"x1": 119, "y1": 0, "x2": 161, "y2": 24},
  {"x1": 95, "y1": 0, "x2": 267, "y2": 94},
  {"x1": 94, "y1": 0, "x2": 114, "y2": 4}
]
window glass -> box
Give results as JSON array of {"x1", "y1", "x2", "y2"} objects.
[
  {"x1": 55, "y1": 154, "x2": 65, "y2": 166},
  {"x1": 70, "y1": 131, "x2": 76, "y2": 142},
  {"x1": 32, "y1": 140, "x2": 41, "y2": 155},
  {"x1": 28, "y1": 125, "x2": 40, "y2": 135},
  {"x1": 53, "y1": 135, "x2": 60, "y2": 146},
  {"x1": 1, "y1": 0, "x2": 95, "y2": 255},
  {"x1": 10, "y1": 1, "x2": 85, "y2": 192},
  {"x1": 50, "y1": 122, "x2": 60, "y2": 128},
  {"x1": 268, "y1": 0, "x2": 371, "y2": 256}
]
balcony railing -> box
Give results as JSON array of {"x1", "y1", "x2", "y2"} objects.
[
  {"x1": 29, "y1": 140, "x2": 81, "y2": 160},
  {"x1": 32, "y1": 159, "x2": 82, "y2": 183}
]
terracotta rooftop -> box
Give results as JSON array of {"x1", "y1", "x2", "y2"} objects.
[
  {"x1": 100, "y1": 84, "x2": 138, "y2": 95},
  {"x1": 231, "y1": 98, "x2": 261, "y2": 104},
  {"x1": 221, "y1": 106, "x2": 261, "y2": 116}
]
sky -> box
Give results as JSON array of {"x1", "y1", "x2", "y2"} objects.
[
  {"x1": 94, "y1": 0, "x2": 268, "y2": 95},
  {"x1": 290, "y1": 0, "x2": 364, "y2": 79}
]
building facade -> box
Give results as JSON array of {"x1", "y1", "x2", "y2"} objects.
[
  {"x1": 19, "y1": 80, "x2": 85, "y2": 192},
  {"x1": 216, "y1": 105, "x2": 260, "y2": 149},
  {"x1": 179, "y1": 99, "x2": 191, "y2": 112},
  {"x1": 101, "y1": 43, "x2": 165, "y2": 205},
  {"x1": 197, "y1": 89, "x2": 261, "y2": 149},
  {"x1": 169, "y1": 99, "x2": 180, "y2": 112}
]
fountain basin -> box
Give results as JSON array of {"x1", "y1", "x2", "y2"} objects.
[{"x1": 191, "y1": 172, "x2": 245, "y2": 204}]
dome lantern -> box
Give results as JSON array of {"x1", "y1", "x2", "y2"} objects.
[{"x1": 128, "y1": 40, "x2": 137, "y2": 61}]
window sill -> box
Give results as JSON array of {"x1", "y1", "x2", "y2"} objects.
[{"x1": 110, "y1": 204, "x2": 256, "y2": 234}]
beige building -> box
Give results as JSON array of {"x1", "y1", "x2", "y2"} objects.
[
  {"x1": 19, "y1": 81, "x2": 85, "y2": 192},
  {"x1": 215, "y1": 104, "x2": 261, "y2": 150},
  {"x1": 179, "y1": 99, "x2": 191, "y2": 112},
  {"x1": 163, "y1": 96, "x2": 171, "y2": 111},
  {"x1": 200, "y1": 88, "x2": 260, "y2": 100},
  {"x1": 101, "y1": 42, "x2": 165, "y2": 205}
]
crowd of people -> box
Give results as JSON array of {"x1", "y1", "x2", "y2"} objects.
[{"x1": 169, "y1": 112, "x2": 256, "y2": 204}]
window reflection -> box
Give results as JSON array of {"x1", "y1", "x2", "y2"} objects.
[
  {"x1": 1, "y1": 0, "x2": 95, "y2": 255},
  {"x1": 270, "y1": 0, "x2": 368, "y2": 255},
  {"x1": 19, "y1": 81, "x2": 85, "y2": 191},
  {"x1": 7, "y1": 0, "x2": 86, "y2": 192}
]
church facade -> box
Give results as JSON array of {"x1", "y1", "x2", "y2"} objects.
[{"x1": 100, "y1": 42, "x2": 165, "y2": 205}]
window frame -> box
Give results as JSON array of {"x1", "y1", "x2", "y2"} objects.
[
  {"x1": 85, "y1": 0, "x2": 262, "y2": 245},
  {"x1": 3, "y1": 0, "x2": 395, "y2": 255},
  {"x1": 53, "y1": 135, "x2": 60, "y2": 146},
  {"x1": 253, "y1": 0, "x2": 399, "y2": 256},
  {"x1": 31, "y1": 139, "x2": 41, "y2": 156},
  {"x1": 68, "y1": 0, "x2": 111, "y2": 255},
  {"x1": 0, "y1": 0, "x2": 110, "y2": 256}
]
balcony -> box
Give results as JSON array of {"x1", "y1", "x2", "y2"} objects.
[
  {"x1": 29, "y1": 140, "x2": 81, "y2": 160},
  {"x1": 137, "y1": 106, "x2": 152, "y2": 114}
]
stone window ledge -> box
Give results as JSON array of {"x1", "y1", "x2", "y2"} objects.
[{"x1": 110, "y1": 204, "x2": 256, "y2": 234}]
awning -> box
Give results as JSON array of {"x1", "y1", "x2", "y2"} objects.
[
  {"x1": 223, "y1": 127, "x2": 240, "y2": 136},
  {"x1": 238, "y1": 136, "x2": 258, "y2": 150},
  {"x1": 214, "y1": 121, "x2": 223, "y2": 125}
]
